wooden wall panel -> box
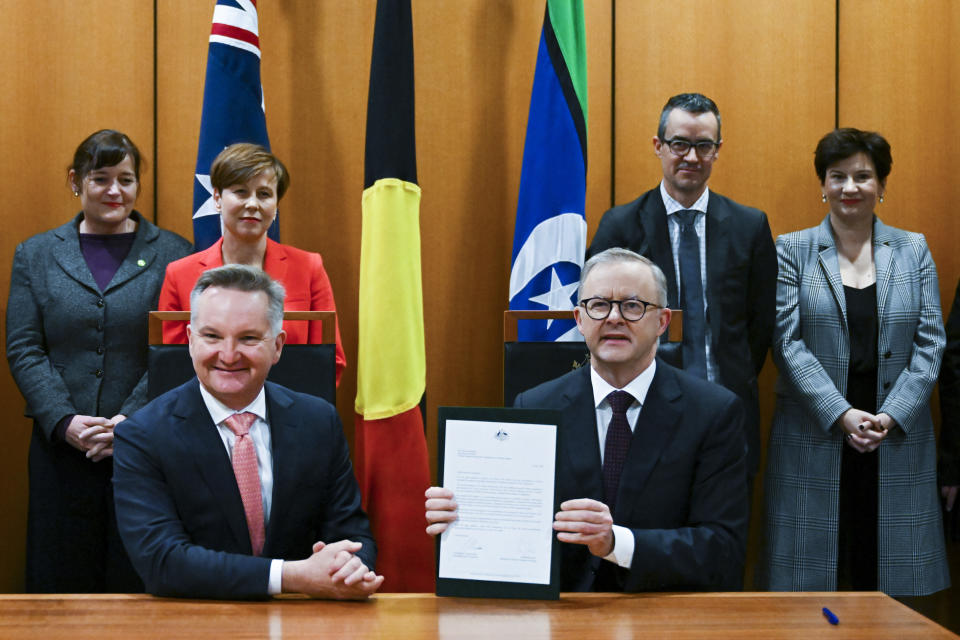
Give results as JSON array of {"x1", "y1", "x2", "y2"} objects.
[
  {"x1": 838, "y1": 0, "x2": 960, "y2": 329},
  {"x1": 0, "y1": 1, "x2": 154, "y2": 592},
  {"x1": 612, "y1": 0, "x2": 836, "y2": 587}
]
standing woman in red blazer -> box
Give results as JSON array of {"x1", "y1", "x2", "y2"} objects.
[{"x1": 158, "y1": 143, "x2": 345, "y2": 384}]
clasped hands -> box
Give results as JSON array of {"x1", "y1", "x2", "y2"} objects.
[
  {"x1": 282, "y1": 539, "x2": 383, "y2": 599},
  {"x1": 425, "y1": 487, "x2": 615, "y2": 558},
  {"x1": 839, "y1": 408, "x2": 895, "y2": 453},
  {"x1": 64, "y1": 414, "x2": 126, "y2": 461}
]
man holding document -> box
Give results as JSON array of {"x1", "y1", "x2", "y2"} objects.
[{"x1": 426, "y1": 248, "x2": 748, "y2": 591}]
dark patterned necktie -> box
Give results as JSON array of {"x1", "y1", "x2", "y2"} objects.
[
  {"x1": 602, "y1": 390, "x2": 634, "y2": 516},
  {"x1": 675, "y1": 209, "x2": 707, "y2": 378}
]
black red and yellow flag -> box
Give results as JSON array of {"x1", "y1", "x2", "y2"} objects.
[{"x1": 354, "y1": 0, "x2": 433, "y2": 592}]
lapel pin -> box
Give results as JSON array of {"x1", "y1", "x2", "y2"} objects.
[{"x1": 137, "y1": 259, "x2": 147, "y2": 267}]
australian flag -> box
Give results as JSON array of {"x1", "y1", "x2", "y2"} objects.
[
  {"x1": 192, "y1": 0, "x2": 278, "y2": 251},
  {"x1": 508, "y1": 1, "x2": 588, "y2": 341}
]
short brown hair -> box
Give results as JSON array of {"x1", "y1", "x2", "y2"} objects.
[{"x1": 209, "y1": 143, "x2": 290, "y2": 199}]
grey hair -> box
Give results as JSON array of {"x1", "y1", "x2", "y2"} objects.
[
  {"x1": 578, "y1": 248, "x2": 668, "y2": 308},
  {"x1": 189, "y1": 264, "x2": 286, "y2": 335}
]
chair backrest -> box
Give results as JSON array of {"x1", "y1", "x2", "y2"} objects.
[
  {"x1": 147, "y1": 311, "x2": 338, "y2": 404},
  {"x1": 502, "y1": 309, "x2": 683, "y2": 405}
]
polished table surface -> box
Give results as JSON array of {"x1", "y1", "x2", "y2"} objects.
[{"x1": 0, "y1": 592, "x2": 955, "y2": 639}]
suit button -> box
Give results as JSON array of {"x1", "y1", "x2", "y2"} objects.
[
  {"x1": 883, "y1": 351, "x2": 892, "y2": 359},
  {"x1": 96, "y1": 346, "x2": 104, "y2": 355},
  {"x1": 96, "y1": 321, "x2": 103, "y2": 331},
  {"x1": 97, "y1": 298, "x2": 105, "y2": 308},
  {"x1": 95, "y1": 369, "x2": 103, "y2": 378},
  {"x1": 883, "y1": 381, "x2": 891, "y2": 390}
]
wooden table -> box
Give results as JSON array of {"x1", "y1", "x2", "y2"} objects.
[{"x1": 0, "y1": 592, "x2": 954, "y2": 639}]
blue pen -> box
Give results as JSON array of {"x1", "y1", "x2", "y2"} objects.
[{"x1": 822, "y1": 607, "x2": 839, "y2": 625}]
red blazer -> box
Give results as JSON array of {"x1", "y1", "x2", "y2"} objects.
[{"x1": 158, "y1": 237, "x2": 345, "y2": 385}]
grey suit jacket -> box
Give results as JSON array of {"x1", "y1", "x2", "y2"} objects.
[
  {"x1": 587, "y1": 187, "x2": 777, "y2": 473},
  {"x1": 760, "y1": 215, "x2": 949, "y2": 595},
  {"x1": 6, "y1": 212, "x2": 192, "y2": 437}
]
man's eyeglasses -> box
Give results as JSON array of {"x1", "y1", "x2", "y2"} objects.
[
  {"x1": 579, "y1": 297, "x2": 662, "y2": 322},
  {"x1": 660, "y1": 137, "x2": 720, "y2": 159}
]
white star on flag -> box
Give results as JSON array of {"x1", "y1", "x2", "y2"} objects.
[
  {"x1": 528, "y1": 267, "x2": 579, "y2": 329},
  {"x1": 193, "y1": 174, "x2": 218, "y2": 219}
]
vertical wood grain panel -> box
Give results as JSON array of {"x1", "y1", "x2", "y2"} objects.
[
  {"x1": 838, "y1": 0, "x2": 960, "y2": 325},
  {"x1": 0, "y1": 1, "x2": 154, "y2": 592}
]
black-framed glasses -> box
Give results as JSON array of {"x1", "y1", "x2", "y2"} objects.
[
  {"x1": 660, "y1": 137, "x2": 720, "y2": 158},
  {"x1": 579, "y1": 297, "x2": 662, "y2": 322}
]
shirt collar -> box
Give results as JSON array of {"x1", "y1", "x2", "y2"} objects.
[
  {"x1": 589, "y1": 360, "x2": 657, "y2": 409},
  {"x1": 198, "y1": 381, "x2": 268, "y2": 426},
  {"x1": 659, "y1": 181, "x2": 710, "y2": 216}
]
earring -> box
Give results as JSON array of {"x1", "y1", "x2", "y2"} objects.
[
  {"x1": 73, "y1": 190, "x2": 80, "y2": 197},
  {"x1": 821, "y1": 194, "x2": 827, "y2": 203},
  {"x1": 879, "y1": 194, "x2": 884, "y2": 203}
]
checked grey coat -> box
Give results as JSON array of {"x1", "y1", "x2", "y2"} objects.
[{"x1": 759, "y1": 215, "x2": 948, "y2": 596}]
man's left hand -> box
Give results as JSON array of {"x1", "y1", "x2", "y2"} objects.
[{"x1": 553, "y1": 498, "x2": 614, "y2": 557}]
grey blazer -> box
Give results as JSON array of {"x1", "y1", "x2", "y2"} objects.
[
  {"x1": 760, "y1": 215, "x2": 948, "y2": 596},
  {"x1": 6, "y1": 212, "x2": 192, "y2": 438}
]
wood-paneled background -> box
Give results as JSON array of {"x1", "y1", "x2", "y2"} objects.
[{"x1": 0, "y1": 0, "x2": 956, "y2": 592}]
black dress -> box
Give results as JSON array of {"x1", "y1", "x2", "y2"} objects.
[{"x1": 836, "y1": 284, "x2": 879, "y2": 590}]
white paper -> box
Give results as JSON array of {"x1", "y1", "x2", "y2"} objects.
[{"x1": 438, "y1": 419, "x2": 556, "y2": 585}]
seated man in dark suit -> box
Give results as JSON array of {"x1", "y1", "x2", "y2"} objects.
[
  {"x1": 426, "y1": 249, "x2": 748, "y2": 591},
  {"x1": 114, "y1": 265, "x2": 382, "y2": 599}
]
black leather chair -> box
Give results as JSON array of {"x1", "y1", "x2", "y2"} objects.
[
  {"x1": 147, "y1": 310, "x2": 338, "y2": 405},
  {"x1": 502, "y1": 309, "x2": 683, "y2": 405}
]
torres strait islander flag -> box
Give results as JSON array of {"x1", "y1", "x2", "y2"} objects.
[
  {"x1": 192, "y1": 0, "x2": 278, "y2": 250},
  {"x1": 354, "y1": 0, "x2": 433, "y2": 591},
  {"x1": 509, "y1": 0, "x2": 588, "y2": 341}
]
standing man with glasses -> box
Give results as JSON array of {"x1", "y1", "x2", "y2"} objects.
[
  {"x1": 426, "y1": 249, "x2": 749, "y2": 591},
  {"x1": 587, "y1": 93, "x2": 777, "y2": 488}
]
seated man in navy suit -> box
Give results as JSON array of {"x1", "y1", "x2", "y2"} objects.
[
  {"x1": 426, "y1": 249, "x2": 749, "y2": 591},
  {"x1": 114, "y1": 264, "x2": 382, "y2": 599}
]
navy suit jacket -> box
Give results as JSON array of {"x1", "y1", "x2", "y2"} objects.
[
  {"x1": 514, "y1": 360, "x2": 748, "y2": 591},
  {"x1": 587, "y1": 188, "x2": 777, "y2": 473},
  {"x1": 113, "y1": 379, "x2": 375, "y2": 599}
]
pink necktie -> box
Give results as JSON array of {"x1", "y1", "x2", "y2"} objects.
[{"x1": 224, "y1": 412, "x2": 265, "y2": 556}]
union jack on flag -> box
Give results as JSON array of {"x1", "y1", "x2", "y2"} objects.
[{"x1": 192, "y1": 0, "x2": 278, "y2": 251}]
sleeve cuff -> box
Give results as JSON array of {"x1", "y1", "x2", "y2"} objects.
[
  {"x1": 604, "y1": 525, "x2": 634, "y2": 569},
  {"x1": 268, "y1": 559, "x2": 284, "y2": 595}
]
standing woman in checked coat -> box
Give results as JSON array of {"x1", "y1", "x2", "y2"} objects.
[
  {"x1": 758, "y1": 128, "x2": 949, "y2": 596},
  {"x1": 6, "y1": 130, "x2": 191, "y2": 592}
]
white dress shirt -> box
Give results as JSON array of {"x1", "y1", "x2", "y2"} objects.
[
  {"x1": 660, "y1": 182, "x2": 718, "y2": 382},
  {"x1": 588, "y1": 361, "x2": 657, "y2": 569},
  {"x1": 198, "y1": 382, "x2": 284, "y2": 594}
]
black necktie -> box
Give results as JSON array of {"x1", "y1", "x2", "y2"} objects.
[
  {"x1": 675, "y1": 210, "x2": 707, "y2": 378},
  {"x1": 602, "y1": 390, "x2": 634, "y2": 516}
]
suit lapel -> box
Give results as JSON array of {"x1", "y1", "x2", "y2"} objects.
[
  {"x1": 704, "y1": 196, "x2": 731, "y2": 325},
  {"x1": 872, "y1": 217, "x2": 894, "y2": 320},
  {"x1": 563, "y1": 367, "x2": 604, "y2": 501},
  {"x1": 102, "y1": 213, "x2": 157, "y2": 292},
  {"x1": 52, "y1": 216, "x2": 100, "y2": 292},
  {"x1": 173, "y1": 381, "x2": 252, "y2": 553},
  {"x1": 263, "y1": 383, "x2": 297, "y2": 552},
  {"x1": 262, "y1": 239, "x2": 289, "y2": 284},
  {"x1": 816, "y1": 217, "x2": 847, "y2": 326},
  {"x1": 617, "y1": 362, "x2": 681, "y2": 506},
  {"x1": 639, "y1": 196, "x2": 678, "y2": 307}
]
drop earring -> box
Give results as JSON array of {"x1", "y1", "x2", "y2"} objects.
[
  {"x1": 878, "y1": 194, "x2": 884, "y2": 203},
  {"x1": 821, "y1": 194, "x2": 827, "y2": 203}
]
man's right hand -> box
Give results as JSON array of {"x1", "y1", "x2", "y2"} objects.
[
  {"x1": 281, "y1": 539, "x2": 383, "y2": 599},
  {"x1": 424, "y1": 487, "x2": 458, "y2": 536}
]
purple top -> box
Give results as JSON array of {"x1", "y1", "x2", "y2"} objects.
[{"x1": 79, "y1": 232, "x2": 136, "y2": 291}]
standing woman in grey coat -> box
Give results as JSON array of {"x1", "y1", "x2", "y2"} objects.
[
  {"x1": 759, "y1": 128, "x2": 949, "y2": 596},
  {"x1": 6, "y1": 130, "x2": 191, "y2": 592}
]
